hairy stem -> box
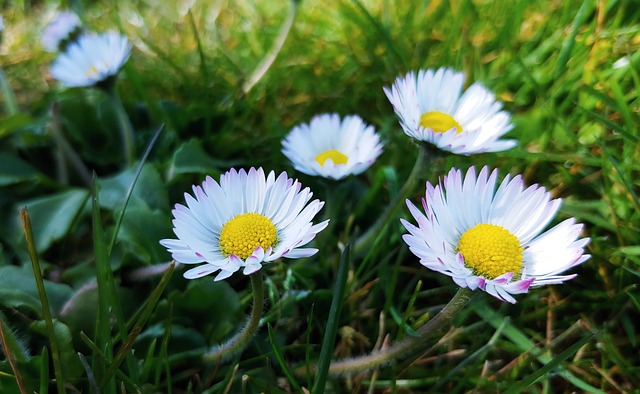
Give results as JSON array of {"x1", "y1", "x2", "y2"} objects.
[{"x1": 301, "y1": 287, "x2": 474, "y2": 376}]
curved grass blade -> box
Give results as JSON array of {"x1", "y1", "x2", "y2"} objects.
[
  {"x1": 108, "y1": 123, "x2": 165, "y2": 255},
  {"x1": 241, "y1": 0, "x2": 298, "y2": 94}
]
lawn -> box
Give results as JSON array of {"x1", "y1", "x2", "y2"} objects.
[{"x1": 0, "y1": 0, "x2": 639, "y2": 392}]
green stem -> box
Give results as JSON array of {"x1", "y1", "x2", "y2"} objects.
[
  {"x1": 20, "y1": 208, "x2": 67, "y2": 394},
  {"x1": 106, "y1": 87, "x2": 135, "y2": 167},
  {"x1": 310, "y1": 287, "x2": 474, "y2": 376},
  {"x1": 354, "y1": 146, "x2": 429, "y2": 255},
  {"x1": 49, "y1": 103, "x2": 93, "y2": 187},
  {"x1": 203, "y1": 272, "x2": 265, "y2": 363},
  {"x1": 0, "y1": 68, "x2": 18, "y2": 115}
]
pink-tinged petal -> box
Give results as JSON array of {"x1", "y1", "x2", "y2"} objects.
[
  {"x1": 401, "y1": 163, "x2": 588, "y2": 302},
  {"x1": 227, "y1": 255, "x2": 243, "y2": 271},
  {"x1": 251, "y1": 246, "x2": 266, "y2": 262},
  {"x1": 243, "y1": 263, "x2": 262, "y2": 275}
]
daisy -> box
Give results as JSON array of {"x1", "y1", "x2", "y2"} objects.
[
  {"x1": 50, "y1": 31, "x2": 131, "y2": 87},
  {"x1": 160, "y1": 168, "x2": 329, "y2": 281},
  {"x1": 384, "y1": 68, "x2": 516, "y2": 155},
  {"x1": 401, "y1": 166, "x2": 590, "y2": 303},
  {"x1": 41, "y1": 11, "x2": 82, "y2": 52},
  {"x1": 282, "y1": 114, "x2": 384, "y2": 180}
]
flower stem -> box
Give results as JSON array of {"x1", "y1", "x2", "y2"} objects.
[
  {"x1": 354, "y1": 145, "x2": 429, "y2": 255},
  {"x1": 106, "y1": 87, "x2": 135, "y2": 167},
  {"x1": 304, "y1": 287, "x2": 474, "y2": 376},
  {"x1": 203, "y1": 272, "x2": 265, "y2": 363}
]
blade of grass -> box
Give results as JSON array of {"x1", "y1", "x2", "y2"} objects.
[
  {"x1": 312, "y1": 243, "x2": 351, "y2": 394},
  {"x1": 91, "y1": 176, "x2": 117, "y2": 390},
  {"x1": 187, "y1": 9, "x2": 211, "y2": 135},
  {"x1": 99, "y1": 262, "x2": 175, "y2": 389},
  {"x1": 553, "y1": 0, "x2": 592, "y2": 79},
  {"x1": 267, "y1": 323, "x2": 303, "y2": 393},
  {"x1": 20, "y1": 208, "x2": 67, "y2": 394},
  {"x1": 608, "y1": 78, "x2": 638, "y2": 137},
  {"x1": 108, "y1": 123, "x2": 165, "y2": 255},
  {"x1": 39, "y1": 347, "x2": 49, "y2": 394},
  {"x1": 77, "y1": 352, "x2": 99, "y2": 394},
  {"x1": 503, "y1": 332, "x2": 596, "y2": 394},
  {"x1": 305, "y1": 303, "x2": 315, "y2": 389},
  {"x1": 397, "y1": 280, "x2": 422, "y2": 340}
]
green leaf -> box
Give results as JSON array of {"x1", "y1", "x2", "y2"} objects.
[
  {"x1": 30, "y1": 320, "x2": 84, "y2": 381},
  {"x1": 98, "y1": 164, "x2": 168, "y2": 212},
  {"x1": 118, "y1": 206, "x2": 172, "y2": 265},
  {"x1": 15, "y1": 189, "x2": 89, "y2": 252},
  {"x1": 0, "y1": 152, "x2": 40, "y2": 186},
  {"x1": 168, "y1": 279, "x2": 241, "y2": 341},
  {"x1": 0, "y1": 113, "x2": 33, "y2": 138},
  {"x1": 170, "y1": 139, "x2": 228, "y2": 176},
  {"x1": 0, "y1": 265, "x2": 73, "y2": 316}
]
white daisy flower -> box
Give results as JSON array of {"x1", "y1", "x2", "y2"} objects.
[
  {"x1": 384, "y1": 68, "x2": 516, "y2": 155},
  {"x1": 41, "y1": 11, "x2": 82, "y2": 52},
  {"x1": 282, "y1": 114, "x2": 384, "y2": 180},
  {"x1": 401, "y1": 166, "x2": 590, "y2": 303},
  {"x1": 50, "y1": 31, "x2": 131, "y2": 87},
  {"x1": 160, "y1": 168, "x2": 330, "y2": 281}
]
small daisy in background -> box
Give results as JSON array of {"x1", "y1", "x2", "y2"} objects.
[
  {"x1": 384, "y1": 67, "x2": 516, "y2": 155},
  {"x1": 50, "y1": 31, "x2": 131, "y2": 88},
  {"x1": 402, "y1": 166, "x2": 590, "y2": 303},
  {"x1": 160, "y1": 168, "x2": 329, "y2": 281},
  {"x1": 41, "y1": 10, "x2": 82, "y2": 52},
  {"x1": 282, "y1": 113, "x2": 384, "y2": 180}
]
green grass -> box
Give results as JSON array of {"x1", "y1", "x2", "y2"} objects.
[{"x1": 1, "y1": 0, "x2": 639, "y2": 392}]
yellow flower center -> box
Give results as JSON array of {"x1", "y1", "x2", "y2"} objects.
[
  {"x1": 86, "y1": 66, "x2": 99, "y2": 78},
  {"x1": 315, "y1": 149, "x2": 348, "y2": 166},
  {"x1": 457, "y1": 224, "x2": 523, "y2": 279},
  {"x1": 420, "y1": 111, "x2": 463, "y2": 134},
  {"x1": 219, "y1": 213, "x2": 278, "y2": 259}
]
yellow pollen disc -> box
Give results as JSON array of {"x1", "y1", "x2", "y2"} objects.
[
  {"x1": 420, "y1": 111, "x2": 463, "y2": 134},
  {"x1": 457, "y1": 224, "x2": 523, "y2": 279},
  {"x1": 315, "y1": 149, "x2": 348, "y2": 166},
  {"x1": 86, "y1": 66, "x2": 99, "y2": 78},
  {"x1": 219, "y1": 213, "x2": 278, "y2": 259}
]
